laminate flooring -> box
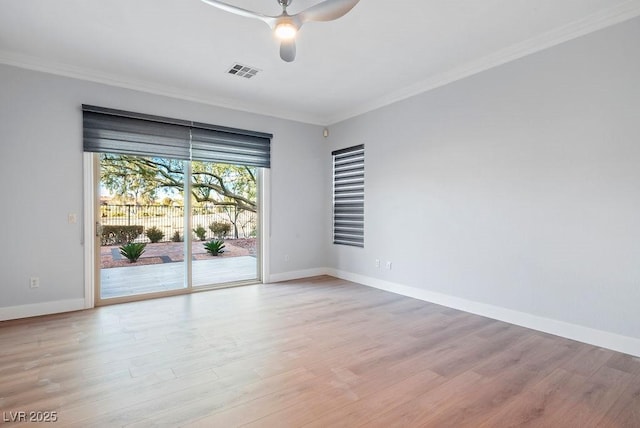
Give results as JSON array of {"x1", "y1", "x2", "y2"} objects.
[{"x1": 1, "y1": 276, "x2": 639, "y2": 427}]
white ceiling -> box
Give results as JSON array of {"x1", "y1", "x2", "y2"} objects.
[{"x1": 1, "y1": 0, "x2": 639, "y2": 125}]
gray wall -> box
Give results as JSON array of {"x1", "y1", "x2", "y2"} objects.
[
  {"x1": 328, "y1": 17, "x2": 640, "y2": 341},
  {"x1": 0, "y1": 64, "x2": 328, "y2": 309}
]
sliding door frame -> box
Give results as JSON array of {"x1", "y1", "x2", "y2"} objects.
[{"x1": 83, "y1": 153, "x2": 270, "y2": 308}]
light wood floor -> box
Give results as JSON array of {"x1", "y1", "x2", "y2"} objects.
[{"x1": 1, "y1": 276, "x2": 639, "y2": 427}]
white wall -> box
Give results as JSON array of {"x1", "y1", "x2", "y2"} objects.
[
  {"x1": 328, "y1": 17, "x2": 640, "y2": 353},
  {"x1": 0, "y1": 64, "x2": 328, "y2": 315}
]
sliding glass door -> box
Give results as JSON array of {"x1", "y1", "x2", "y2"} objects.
[
  {"x1": 98, "y1": 154, "x2": 187, "y2": 301},
  {"x1": 191, "y1": 161, "x2": 258, "y2": 287},
  {"x1": 96, "y1": 154, "x2": 260, "y2": 303}
]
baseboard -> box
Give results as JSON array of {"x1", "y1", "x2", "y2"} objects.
[
  {"x1": 327, "y1": 269, "x2": 640, "y2": 358},
  {"x1": 267, "y1": 268, "x2": 331, "y2": 284},
  {"x1": 6, "y1": 272, "x2": 638, "y2": 357},
  {"x1": 0, "y1": 298, "x2": 86, "y2": 322}
]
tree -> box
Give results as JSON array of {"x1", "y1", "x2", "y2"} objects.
[
  {"x1": 100, "y1": 154, "x2": 159, "y2": 205},
  {"x1": 100, "y1": 154, "x2": 257, "y2": 212},
  {"x1": 191, "y1": 161, "x2": 256, "y2": 212}
]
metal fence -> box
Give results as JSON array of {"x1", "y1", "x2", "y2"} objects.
[{"x1": 100, "y1": 204, "x2": 256, "y2": 244}]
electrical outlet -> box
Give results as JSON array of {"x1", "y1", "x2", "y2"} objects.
[
  {"x1": 385, "y1": 261, "x2": 392, "y2": 270},
  {"x1": 30, "y1": 277, "x2": 40, "y2": 288},
  {"x1": 375, "y1": 259, "x2": 380, "y2": 268}
]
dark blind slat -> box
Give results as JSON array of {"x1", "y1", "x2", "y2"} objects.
[
  {"x1": 334, "y1": 194, "x2": 364, "y2": 200},
  {"x1": 191, "y1": 128, "x2": 270, "y2": 168},
  {"x1": 335, "y1": 173, "x2": 363, "y2": 181},
  {"x1": 334, "y1": 215, "x2": 364, "y2": 222},
  {"x1": 333, "y1": 145, "x2": 364, "y2": 248},
  {"x1": 83, "y1": 111, "x2": 190, "y2": 160},
  {"x1": 82, "y1": 105, "x2": 271, "y2": 168},
  {"x1": 334, "y1": 158, "x2": 364, "y2": 169},
  {"x1": 334, "y1": 229, "x2": 364, "y2": 237},
  {"x1": 332, "y1": 144, "x2": 364, "y2": 156},
  {"x1": 334, "y1": 223, "x2": 365, "y2": 230}
]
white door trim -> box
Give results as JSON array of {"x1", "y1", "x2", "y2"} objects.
[
  {"x1": 260, "y1": 168, "x2": 270, "y2": 283},
  {"x1": 83, "y1": 154, "x2": 270, "y2": 304},
  {"x1": 83, "y1": 153, "x2": 96, "y2": 309}
]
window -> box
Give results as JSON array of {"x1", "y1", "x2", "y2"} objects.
[{"x1": 332, "y1": 144, "x2": 364, "y2": 247}]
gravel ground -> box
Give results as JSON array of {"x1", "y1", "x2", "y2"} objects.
[{"x1": 101, "y1": 238, "x2": 256, "y2": 268}]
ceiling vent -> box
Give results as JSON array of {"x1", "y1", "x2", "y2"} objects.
[{"x1": 227, "y1": 63, "x2": 260, "y2": 79}]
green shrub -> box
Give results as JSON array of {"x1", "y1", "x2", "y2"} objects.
[
  {"x1": 145, "y1": 226, "x2": 164, "y2": 243},
  {"x1": 119, "y1": 242, "x2": 146, "y2": 263},
  {"x1": 209, "y1": 221, "x2": 231, "y2": 239},
  {"x1": 101, "y1": 225, "x2": 144, "y2": 246},
  {"x1": 193, "y1": 225, "x2": 207, "y2": 241},
  {"x1": 203, "y1": 240, "x2": 225, "y2": 256},
  {"x1": 171, "y1": 231, "x2": 183, "y2": 242}
]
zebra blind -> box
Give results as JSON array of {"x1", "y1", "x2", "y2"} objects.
[
  {"x1": 82, "y1": 105, "x2": 191, "y2": 160},
  {"x1": 82, "y1": 105, "x2": 272, "y2": 168},
  {"x1": 190, "y1": 123, "x2": 271, "y2": 168},
  {"x1": 332, "y1": 144, "x2": 364, "y2": 247}
]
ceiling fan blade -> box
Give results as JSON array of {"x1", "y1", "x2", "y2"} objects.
[
  {"x1": 280, "y1": 39, "x2": 296, "y2": 62},
  {"x1": 200, "y1": 0, "x2": 275, "y2": 24},
  {"x1": 298, "y1": 0, "x2": 360, "y2": 23}
]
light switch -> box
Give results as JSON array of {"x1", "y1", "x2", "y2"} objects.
[{"x1": 68, "y1": 213, "x2": 77, "y2": 224}]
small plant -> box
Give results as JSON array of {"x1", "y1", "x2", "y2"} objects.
[
  {"x1": 209, "y1": 221, "x2": 231, "y2": 239},
  {"x1": 203, "y1": 239, "x2": 225, "y2": 256},
  {"x1": 193, "y1": 225, "x2": 207, "y2": 241},
  {"x1": 119, "y1": 242, "x2": 146, "y2": 263},
  {"x1": 145, "y1": 226, "x2": 164, "y2": 243},
  {"x1": 100, "y1": 225, "x2": 143, "y2": 246},
  {"x1": 171, "y1": 231, "x2": 183, "y2": 242}
]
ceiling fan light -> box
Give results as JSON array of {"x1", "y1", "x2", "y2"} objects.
[{"x1": 275, "y1": 23, "x2": 297, "y2": 40}]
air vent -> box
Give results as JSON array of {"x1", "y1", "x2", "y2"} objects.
[{"x1": 227, "y1": 63, "x2": 260, "y2": 79}]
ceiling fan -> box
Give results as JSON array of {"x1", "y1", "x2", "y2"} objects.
[{"x1": 200, "y1": 0, "x2": 360, "y2": 62}]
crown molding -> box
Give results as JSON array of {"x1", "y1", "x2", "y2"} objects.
[
  {"x1": 324, "y1": 0, "x2": 640, "y2": 125},
  {"x1": 1, "y1": 1, "x2": 639, "y2": 127},
  {"x1": 0, "y1": 50, "x2": 324, "y2": 126}
]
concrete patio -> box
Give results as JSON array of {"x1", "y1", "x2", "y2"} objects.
[{"x1": 100, "y1": 255, "x2": 257, "y2": 299}]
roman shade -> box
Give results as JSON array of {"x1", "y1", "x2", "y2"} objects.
[{"x1": 82, "y1": 105, "x2": 272, "y2": 168}]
